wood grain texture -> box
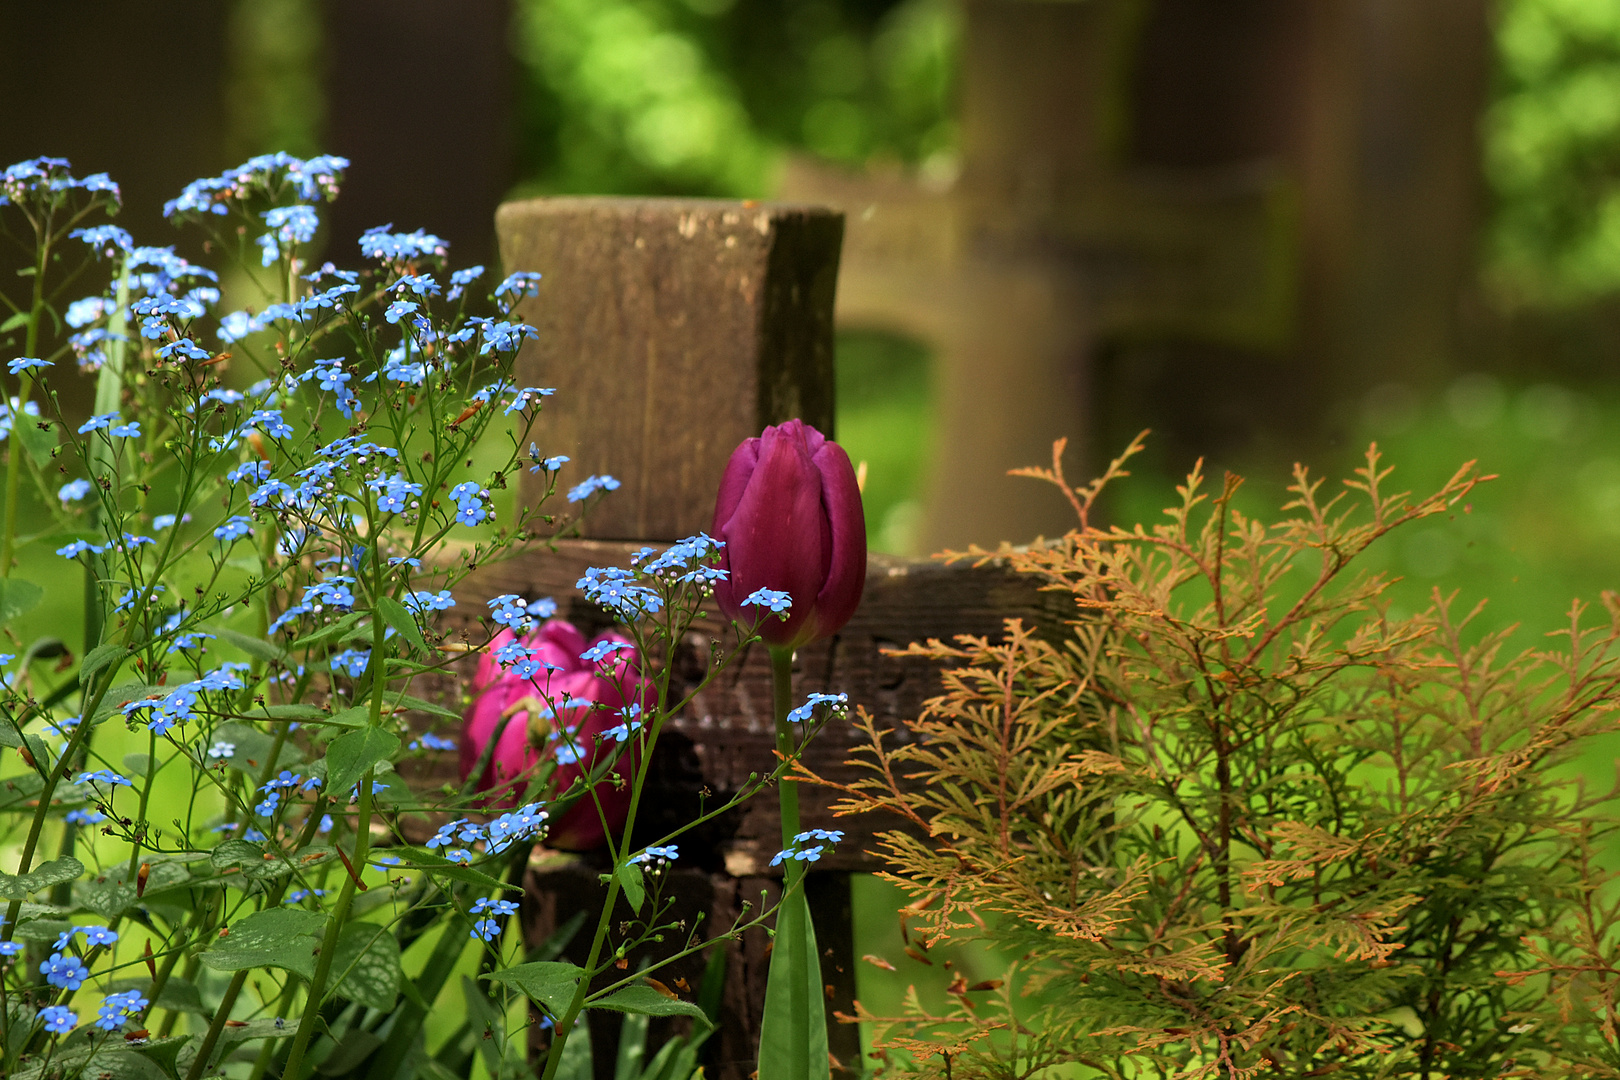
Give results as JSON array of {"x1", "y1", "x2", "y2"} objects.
[{"x1": 495, "y1": 198, "x2": 842, "y2": 542}]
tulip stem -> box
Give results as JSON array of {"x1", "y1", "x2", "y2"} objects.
[
  {"x1": 761, "y1": 644, "x2": 825, "y2": 1080},
  {"x1": 771, "y1": 645, "x2": 802, "y2": 867}
]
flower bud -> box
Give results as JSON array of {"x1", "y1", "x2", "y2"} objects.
[{"x1": 711, "y1": 418, "x2": 866, "y2": 649}]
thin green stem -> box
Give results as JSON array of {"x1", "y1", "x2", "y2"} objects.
[
  {"x1": 183, "y1": 969, "x2": 251, "y2": 1080},
  {"x1": 248, "y1": 974, "x2": 302, "y2": 1080},
  {"x1": 278, "y1": 605, "x2": 390, "y2": 1080},
  {"x1": 539, "y1": 621, "x2": 692, "y2": 1080},
  {"x1": 125, "y1": 725, "x2": 161, "y2": 882}
]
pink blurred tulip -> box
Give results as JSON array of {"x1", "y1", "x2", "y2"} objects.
[
  {"x1": 712, "y1": 418, "x2": 866, "y2": 649},
  {"x1": 459, "y1": 619, "x2": 650, "y2": 851}
]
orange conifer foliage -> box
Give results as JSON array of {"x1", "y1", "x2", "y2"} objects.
[{"x1": 806, "y1": 437, "x2": 1620, "y2": 1078}]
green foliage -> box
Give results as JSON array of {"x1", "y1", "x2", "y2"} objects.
[
  {"x1": 200, "y1": 908, "x2": 328, "y2": 979},
  {"x1": 0, "y1": 154, "x2": 817, "y2": 1080},
  {"x1": 815, "y1": 436, "x2": 1620, "y2": 1077},
  {"x1": 1489, "y1": 0, "x2": 1620, "y2": 303},
  {"x1": 511, "y1": 0, "x2": 959, "y2": 197},
  {"x1": 837, "y1": 328, "x2": 933, "y2": 555}
]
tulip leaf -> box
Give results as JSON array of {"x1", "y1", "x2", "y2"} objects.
[
  {"x1": 757, "y1": 888, "x2": 830, "y2": 1080},
  {"x1": 326, "y1": 726, "x2": 400, "y2": 795}
]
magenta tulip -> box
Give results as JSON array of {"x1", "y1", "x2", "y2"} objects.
[
  {"x1": 459, "y1": 619, "x2": 650, "y2": 851},
  {"x1": 711, "y1": 418, "x2": 866, "y2": 649}
]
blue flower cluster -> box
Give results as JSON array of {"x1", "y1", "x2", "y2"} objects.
[
  {"x1": 503, "y1": 385, "x2": 554, "y2": 416},
  {"x1": 39, "y1": 1004, "x2": 76, "y2": 1034},
  {"x1": 470, "y1": 895, "x2": 521, "y2": 941},
  {"x1": 630, "y1": 534, "x2": 728, "y2": 590},
  {"x1": 217, "y1": 283, "x2": 361, "y2": 344},
  {"x1": 72, "y1": 224, "x2": 133, "y2": 258},
  {"x1": 785, "y1": 692, "x2": 850, "y2": 726},
  {"x1": 577, "y1": 565, "x2": 663, "y2": 619},
  {"x1": 743, "y1": 588, "x2": 792, "y2": 613},
  {"x1": 441, "y1": 481, "x2": 485, "y2": 527},
  {"x1": 601, "y1": 714, "x2": 643, "y2": 744},
  {"x1": 258, "y1": 204, "x2": 320, "y2": 266},
  {"x1": 566, "y1": 474, "x2": 620, "y2": 503},
  {"x1": 493, "y1": 271, "x2": 543, "y2": 310},
  {"x1": 39, "y1": 951, "x2": 87, "y2": 989},
  {"x1": 528, "y1": 444, "x2": 570, "y2": 473},
  {"x1": 164, "y1": 153, "x2": 346, "y2": 219},
  {"x1": 330, "y1": 648, "x2": 371, "y2": 678},
  {"x1": 77, "y1": 769, "x2": 133, "y2": 789},
  {"x1": 494, "y1": 636, "x2": 562, "y2": 680},
  {"x1": 96, "y1": 989, "x2": 149, "y2": 1032},
  {"x1": 425, "y1": 803, "x2": 549, "y2": 863},
  {"x1": 370, "y1": 473, "x2": 423, "y2": 514},
  {"x1": 770, "y1": 829, "x2": 845, "y2": 867},
  {"x1": 580, "y1": 639, "x2": 632, "y2": 664},
  {"x1": 576, "y1": 534, "x2": 736, "y2": 624},
  {"x1": 270, "y1": 576, "x2": 360, "y2": 634},
  {"x1": 118, "y1": 667, "x2": 245, "y2": 737},
  {"x1": 1, "y1": 157, "x2": 120, "y2": 210},
  {"x1": 358, "y1": 224, "x2": 447, "y2": 262},
  {"x1": 632, "y1": 844, "x2": 678, "y2": 864},
  {"x1": 488, "y1": 594, "x2": 534, "y2": 634},
  {"x1": 405, "y1": 590, "x2": 456, "y2": 614}
]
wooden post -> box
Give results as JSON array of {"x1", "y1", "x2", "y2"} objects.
[
  {"x1": 496, "y1": 197, "x2": 841, "y2": 541},
  {"x1": 467, "y1": 197, "x2": 1067, "y2": 1080}
]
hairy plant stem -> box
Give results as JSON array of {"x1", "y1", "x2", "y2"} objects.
[{"x1": 277, "y1": 602, "x2": 390, "y2": 1080}]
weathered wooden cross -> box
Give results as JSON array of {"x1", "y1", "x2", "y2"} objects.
[{"x1": 443, "y1": 197, "x2": 1064, "y2": 1080}]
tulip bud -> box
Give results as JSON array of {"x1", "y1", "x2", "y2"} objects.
[
  {"x1": 711, "y1": 418, "x2": 866, "y2": 649},
  {"x1": 460, "y1": 620, "x2": 650, "y2": 851}
]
